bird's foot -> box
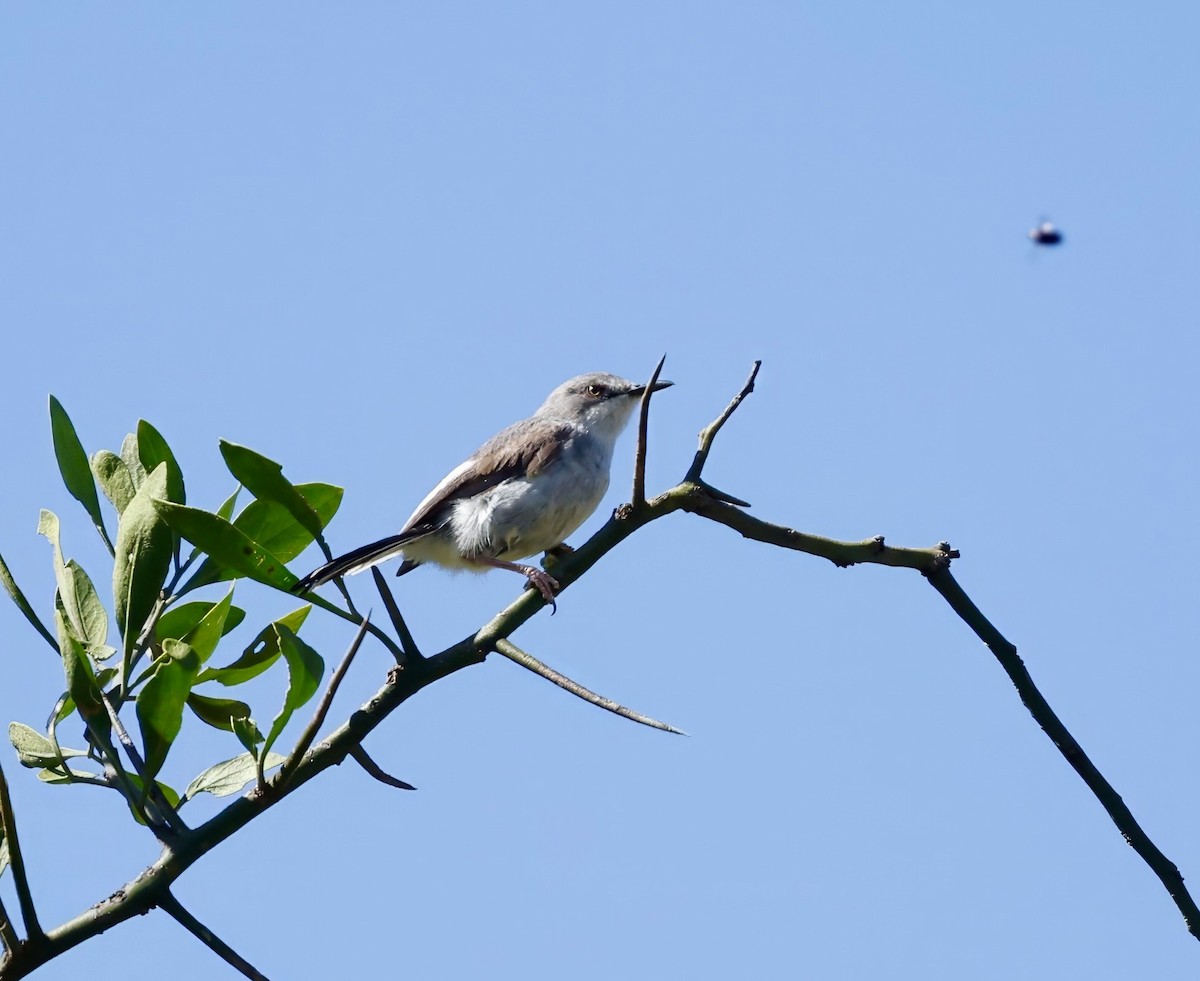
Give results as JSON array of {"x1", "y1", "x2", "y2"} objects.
[{"x1": 521, "y1": 566, "x2": 561, "y2": 613}]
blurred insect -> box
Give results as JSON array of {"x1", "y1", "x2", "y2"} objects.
[{"x1": 1028, "y1": 220, "x2": 1063, "y2": 246}]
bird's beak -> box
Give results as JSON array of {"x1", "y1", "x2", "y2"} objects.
[{"x1": 632, "y1": 380, "x2": 674, "y2": 395}]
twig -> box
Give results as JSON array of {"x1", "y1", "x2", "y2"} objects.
[
  {"x1": 371, "y1": 567, "x2": 422, "y2": 663},
  {"x1": 493, "y1": 638, "x2": 685, "y2": 735},
  {"x1": 349, "y1": 745, "x2": 416, "y2": 791},
  {"x1": 0, "y1": 762, "x2": 42, "y2": 941},
  {"x1": 299, "y1": 590, "x2": 407, "y2": 663},
  {"x1": 276, "y1": 616, "x2": 371, "y2": 790},
  {"x1": 685, "y1": 360, "x2": 760, "y2": 483},
  {"x1": 631, "y1": 353, "x2": 667, "y2": 509},
  {"x1": 925, "y1": 566, "x2": 1200, "y2": 941},
  {"x1": 97, "y1": 689, "x2": 188, "y2": 837},
  {"x1": 0, "y1": 892, "x2": 18, "y2": 955},
  {"x1": 159, "y1": 890, "x2": 270, "y2": 981}
]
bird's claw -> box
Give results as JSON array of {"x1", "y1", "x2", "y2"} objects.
[{"x1": 524, "y1": 568, "x2": 561, "y2": 614}]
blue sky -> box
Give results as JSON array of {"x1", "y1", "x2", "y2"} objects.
[{"x1": 2, "y1": 4, "x2": 1199, "y2": 978}]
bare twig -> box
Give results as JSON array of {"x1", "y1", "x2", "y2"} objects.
[
  {"x1": 349, "y1": 745, "x2": 416, "y2": 790},
  {"x1": 685, "y1": 359, "x2": 760, "y2": 484},
  {"x1": 5, "y1": 361, "x2": 1199, "y2": 976},
  {"x1": 298, "y1": 590, "x2": 407, "y2": 663},
  {"x1": 372, "y1": 567, "x2": 422, "y2": 663},
  {"x1": 159, "y1": 890, "x2": 270, "y2": 981},
  {"x1": 925, "y1": 566, "x2": 1200, "y2": 941},
  {"x1": 0, "y1": 762, "x2": 42, "y2": 941},
  {"x1": 631, "y1": 353, "x2": 668, "y2": 509},
  {"x1": 276, "y1": 616, "x2": 372, "y2": 790},
  {"x1": 97, "y1": 689, "x2": 187, "y2": 837},
  {"x1": 493, "y1": 638, "x2": 685, "y2": 735},
  {"x1": 0, "y1": 893, "x2": 19, "y2": 954}
]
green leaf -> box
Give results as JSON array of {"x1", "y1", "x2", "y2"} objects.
[
  {"x1": 157, "y1": 502, "x2": 298, "y2": 593},
  {"x1": 159, "y1": 590, "x2": 236, "y2": 665},
  {"x1": 182, "y1": 751, "x2": 285, "y2": 802},
  {"x1": 65, "y1": 560, "x2": 109, "y2": 655},
  {"x1": 185, "y1": 692, "x2": 256, "y2": 735},
  {"x1": 137, "y1": 421, "x2": 186, "y2": 506},
  {"x1": 232, "y1": 714, "x2": 261, "y2": 757},
  {"x1": 37, "y1": 512, "x2": 111, "y2": 658},
  {"x1": 37, "y1": 767, "x2": 96, "y2": 785},
  {"x1": 91, "y1": 450, "x2": 137, "y2": 514},
  {"x1": 8, "y1": 722, "x2": 88, "y2": 769},
  {"x1": 0, "y1": 548, "x2": 57, "y2": 651},
  {"x1": 219, "y1": 441, "x2": 327, "y2": 540},
  {"x1": 120, "y1": 433, "x2": 147, "y2": 490},
  {"x1": 181, "y1": 484, "x2": 342, "y2": 592},
  {"x1": 135, "y1": 639, "x2": 200, "y2": 781},
  {"x1": 49, "y1": 395, "x2": 111, "y2": 548},
  {"x1": 196, "y1": 606, "x2": 310, "y2": 686},
  {"x1": 57, "y1": 609, "x2": 106, "y2": 728},
  {"x1": 113, "y1": 465, "x2": 173, "y2": 677},
  {"x1": 157, "y1": 598, "x2": 245, "y2": 651},
  {"x1": 261, "y1": 625, "x2": 323, "y2": 759}
]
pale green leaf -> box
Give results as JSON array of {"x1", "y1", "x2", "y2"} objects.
[
  {"x1": 113, "y1": 465, "x2": 173, "y2": 676},
  {"x1": 91, "y1": 449, "x2": 137, "y2": 514},
  {"x1": 181, "y1": 751, "x2": 285, "y2": 802}
]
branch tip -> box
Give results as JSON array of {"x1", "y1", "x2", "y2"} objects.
[
  {"x1": 631, "y1": 353, "x2": 668, "y2": 509},
  {"x1": 687, "y1": 360, "x2": 761, "y2": 482},
  {"x1": 371, "y1": 567, "x2": 423, "y2": 662},
  {"x1": 0, "y1": 761, "x2": 42, "y2": 942},
  {"x1": 160, "y1": 890, "x2": 270, "y2": 980},
  {"x1": 277, "y1": 614, "x2": 372, "y2": 790},
  {"x1": 349, "y1": 745, "x2": 416, "y2": 791},
  {"x1": 493, "y1": 638, "x2": 685, "y2": 735}
]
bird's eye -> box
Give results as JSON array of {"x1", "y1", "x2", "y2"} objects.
[{"x1": 586, "y1": 384, "x2": 605, "y2": 398}]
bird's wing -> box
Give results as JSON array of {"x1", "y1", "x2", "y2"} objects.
[{"x1": 400, "y1": 417, "x2": 577, "y2": 534}]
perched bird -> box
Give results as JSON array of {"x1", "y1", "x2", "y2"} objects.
[
  {"x1": 292, "y1": 372, "x2": 673, "y2": 605},
  {"x1": 1028, "y1": 220, "x2": 1064, "y2": 246}
]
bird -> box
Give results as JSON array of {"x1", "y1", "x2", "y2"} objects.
[{"x1": 292, "y1": 371, "x2": 673, "y2": 606}]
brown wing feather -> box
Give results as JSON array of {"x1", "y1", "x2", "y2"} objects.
[{"x1": 400, "y1": 418, "x2": 576, "y2": 534}]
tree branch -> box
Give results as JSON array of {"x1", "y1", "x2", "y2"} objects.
[
  {"x1": 371, "y1": 567, "x2": 422, "y2": 663},
  {"x1": 4, "y1": 361, "x2": 1198, "y2": 976},
  {"x1": 97, "y1": 689, "x2": 188, "y2": 838},
  {"x1": 631, "y1": 353, "x2": 667, "y2": 509},
  {"x1": 685, "y1": 359, "x2": 759, "y2": 484},
  {"x1": 924, "y1": 566, "x2": 1200, "y2": 940},
  {"x1": 0, "y1": 764, "x2": 41, "y2": 944},
  {"x1": 276, "y1": 614, "x2": 371, "y2": 790},
  {"x1": 349, "y1": 745, "x2": 416, "y2": 791},
  {"x1": 158, "y1": 890, "x2": 270, "y2": 980},
  {"x1": 493, "y1": 637, "x2": 685, "y2": 734},
  {"x1": 0, "y1": 895, "x2": 18, "y2": 957}
]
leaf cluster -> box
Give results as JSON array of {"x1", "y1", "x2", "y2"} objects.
[{"x1": 2, "y1": 403, "x2": 341, "y2": 819}]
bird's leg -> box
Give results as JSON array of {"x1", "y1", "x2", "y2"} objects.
[{"x1": 470, "y1": 557, "x2": 560, "y2": 609}]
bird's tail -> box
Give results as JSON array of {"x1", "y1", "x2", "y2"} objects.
[{"x1": 292, "y1": 534, "x2": 412, "y2": 593}]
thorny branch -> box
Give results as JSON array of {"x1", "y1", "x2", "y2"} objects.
[
  {"x1": 159, "y1": 891, "x2": 269, "y2": 981},
  {"x1": 2, "y1": 359, "x2": 1197, "y2": 980},
  {"x1": 0, "y1": 764, "x2": 40, "y2": 944}
]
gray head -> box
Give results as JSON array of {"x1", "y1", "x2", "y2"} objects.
[{"x1": 535, "y1": 372, "x2": 674, "y2": 442}]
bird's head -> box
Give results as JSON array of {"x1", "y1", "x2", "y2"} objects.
[{"x1": 537, "y1": 372, "x2": 674, "y2": 443}]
